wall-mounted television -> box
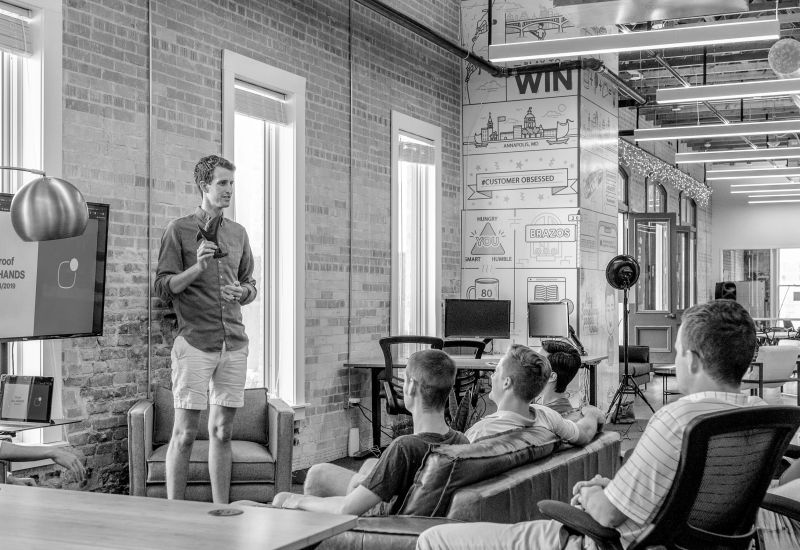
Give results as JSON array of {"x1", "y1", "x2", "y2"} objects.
[
  {"x1": 0, "y1": 193, "x2": 109, "y2": 341},
  {"x1": 444, "y1": 299, "x2": 511, "y2": 339},
  {"x1": 527, "y1": 301, "x2": 569, "y2": 339}
]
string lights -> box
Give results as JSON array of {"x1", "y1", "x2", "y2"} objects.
[{"x1": 619, "y1": 139, "x2": 711, "y2": 206}]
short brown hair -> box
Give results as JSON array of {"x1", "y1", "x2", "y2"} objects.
[
  {"x1": 406, "y1": 349, "x2": 457, "y2": 411},
  {"x1": 680, "y1": 300, "x2": 757, "y2": 386},
  {"x1": 194, "y1": 155, "x2": 235, "y2": 195},
  {"x1": 541, "y1": 340, "x2": 581, "y2": 393},
  {"x1": 504, "y1": 344, "x2": 551, "y2": 402}
]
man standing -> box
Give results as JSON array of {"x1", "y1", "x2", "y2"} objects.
[
  {"x1": 417, "y1": 300, "x2": 765, "y2": 550},
  {"x1": 154, "y1": 154, "x2": 256, "y2": 503}
]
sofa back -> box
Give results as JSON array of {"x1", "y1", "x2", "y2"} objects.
[
  {"x1": 152, "y1": 386, "x2": 268, "y2": 445},
  {"x1": 446, "y1": 430, "x2": 621, "y2": 523},
  {"x1": 620, "y1": 345, "x2": 650, "y2": 364},
  {"x1": 398, "y1": 427, "x2": 559, "y2": 517}
]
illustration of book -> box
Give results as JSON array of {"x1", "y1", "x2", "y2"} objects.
[{"x1": 533, "y1": 284, "x2": 560, "y2": 302}]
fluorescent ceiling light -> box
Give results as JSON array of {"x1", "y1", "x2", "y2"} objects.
[
  {"x1": 730, "y1": 182, "x2": 800, "y2": 187},
  {"x1": 747, "y1": 192, "x2": 800, "y2": 198},
  {"x1": 675, "y1": 147, "x2": 800, "y2": 164},
  {"x1": 488, "y1": 19, "x2": 778, "y2": 63},
  {"x1": 634, "y1": 120, "x2": 800, "y2": 142},
  {"x1": 731, "y1": 188, "x2": 800, "y2": 193},
  {"x1": 749, "y1": 199, "x2": 800, "y2": 204},
  {"x1": 706, "y1": 167, "x2": 800, "y2": 180},
  {"x1": 658, "y1": 76, "x2": 800, "y2": 104}
]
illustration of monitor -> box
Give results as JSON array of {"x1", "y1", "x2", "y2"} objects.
[
  {"x1": 444, "y1": 299, "x2": 511, "y2": 339},
  {"x1": 527, "y1": 301, "x2": 569, "y2": 339}
]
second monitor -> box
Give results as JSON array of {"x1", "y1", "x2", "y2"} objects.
[
  {"x1": 528, "y1": 301, "x2": 570, "y2": 339},
  {"x1": 444, "y1": 299, "x2": 511, "y2": 339}
]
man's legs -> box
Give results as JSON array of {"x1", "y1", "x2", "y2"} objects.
[
  {"x1": 304, "y1": 458, "x2": 379, "y2": 497},
  {"x1": 208, "y1": 404, "x2": 237, "y2": 504},
  {"x1": 165, "y1": 408, "x2": 202, "y2": 500},
  {"x1": 416, "y1": 519, "x2": 587, "y2": 550}
]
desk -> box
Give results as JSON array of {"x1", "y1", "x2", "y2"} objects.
[
  {"x1": 0, "y1": 484, "x2": 357, "y2": 550},
  {"x1": 346, "y1": 354, "x2": 606, "y2": 448},
  {"x1": 0, "y1": 417, "x2": 82, "y2": 437}
]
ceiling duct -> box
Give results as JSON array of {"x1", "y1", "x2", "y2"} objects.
[
  {"x1": 768, "y1": 38, "x2": 800, "y2": 112},
  {"x1": 552, "y1": 0, "x2": 748, "y2": 27}
]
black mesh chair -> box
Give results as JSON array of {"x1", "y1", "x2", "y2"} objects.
[
  {"x1": 442, "y1": 339, "x2": 486, "y2": 406},
  {"x1": 538, "y1": 406, "x2": 800, "y2": 550},
  {"x1": 379, "y1": 336, "x2": 444, "y2": 416}
]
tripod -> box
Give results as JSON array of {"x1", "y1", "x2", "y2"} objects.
[{"x1": 606, "y1": 285, "x2": 654, "y2": 423}]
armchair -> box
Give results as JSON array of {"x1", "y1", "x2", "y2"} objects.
[
  {"x1": 128, "y1": 386, "x2": 293, "y2": 503},
  {"x1": 618, "y1": 345, "x2": 652, "y2": 388},
  {"x1": 743, "y1": 345, "x2": 800, "y2": 405},
  {"x1": 538, "y1": 406, "x2": 800, "y2": 550}
]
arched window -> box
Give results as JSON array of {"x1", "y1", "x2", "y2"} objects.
[
  {"x1": 679, "y1": 192, "x2": 696, "y2": 226},
  {"x1": 646, "y1": 179, "x2": 666, "y2": 213}
]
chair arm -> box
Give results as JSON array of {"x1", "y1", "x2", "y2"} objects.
[
  {"x1": 761, "y1": 493, "x2": 800, "y2": 521},
  {"x1": 268, "y1": 397, "x2": 294, "y2": 494},
  {"x1": 537, "y1": 500, "x2": 622, "y2": 549},
  {"x1": 127, "y1": 399, "x2": 154, "y2": 496}
]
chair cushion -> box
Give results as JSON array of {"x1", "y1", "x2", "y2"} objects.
[
  {"x1": 398, "y1": 427, "x2": 559, "y2": 517},
  {"x1": 146, "y1": 440, "x2": 275, "y2": 484},
  {"x1": 152, "y1": 386, "x2": 269, "y2": 445},
  {"x1": 622, "y1": 362, "x2": 652, "y2": 378}
]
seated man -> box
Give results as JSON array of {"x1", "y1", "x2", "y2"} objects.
[
  {"x1": 417, "y1": 300, "x2": 766, "y2": 550},
  {"x1": 272, "y1": 349, "x2": 468, "y2": 515},
  {"x1": 536, "y1": 339, "x2": 582, "y2": 416},
  {"x1": 0, "y1": 439, "x2": 86, "y2": 485},
  {"x1": 466, "y1": 344, "x2": 604, "y2": 446}
]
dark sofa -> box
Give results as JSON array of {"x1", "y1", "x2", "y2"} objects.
[
  {"x1": 317, "y1": 429, "x2": 621, "y2": 549},
  {"x1": 619, "y1": 344, "x2": 653, "y2": 388}
]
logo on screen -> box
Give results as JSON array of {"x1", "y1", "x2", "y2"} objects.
[{"x1": 57, "y1": 258, "x2": 79, "y2": 289}]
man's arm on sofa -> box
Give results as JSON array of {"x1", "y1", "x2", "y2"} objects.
[
  {"x1": 268, "y1": 397, "x2": 294, "y2": 494},
  {"x1": 274, "y1": 485, "x2": 382, "y2": 515},
  {"x1": 127, "y1": 399, "x2": 154, "y2": 497},
  {"x1": 570, "y1": 406, "x2": 606, "y2": 446}
]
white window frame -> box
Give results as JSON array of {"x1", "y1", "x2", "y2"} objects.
[
  {"x1": 390, "y1": 111, "x2": 442, "y2": 336},
  {"x1": 3, "y1": 0, "x2": 65, "y2": 452},
  {"x1": 222, "y1": 50, "x2": 306, "y2": 410}
]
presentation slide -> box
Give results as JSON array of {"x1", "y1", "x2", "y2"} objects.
[{"x1": 0, "y1": 213, "x2": 100, "y2": 339}]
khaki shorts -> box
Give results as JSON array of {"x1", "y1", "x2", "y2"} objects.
[{"x1": 170, "y1": 336, "x2": 248, "y2": 410}]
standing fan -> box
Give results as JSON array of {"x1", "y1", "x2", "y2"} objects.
[{"x1": 605, "y1": 255, "x2": 654, "y2": 422}]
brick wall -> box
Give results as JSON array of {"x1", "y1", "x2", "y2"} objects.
[{"x1": 55, "y1": 0, "x2": 462, "y2": 491}]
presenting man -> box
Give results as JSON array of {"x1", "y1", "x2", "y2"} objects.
[
  {"x1": 154, "y1": 154, "x2": 256, "y2": 503},
  {"x1": 417, "y1": 300, "x2": 766, "y2": 550}
]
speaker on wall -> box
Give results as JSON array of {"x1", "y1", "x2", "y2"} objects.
[{"x1": 714, "y1": 282, "x2": 737, "y2": 301}]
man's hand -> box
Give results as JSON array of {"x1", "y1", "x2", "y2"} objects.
[
  {"x1": 221, "y1": 281, "x2": 244, "y2": 302},
  {"x1": 272, "y1": 492, "x2": 303, "y2": 509},
  {"x1": 196, "y1": 240, "x2": 217, "y2": 271},
  {"x1": 50, "y1": 448, "x2": 86, "y2": 482},
  {"x1": 581, "y1": 405, "x2": 606, "y2": 428},
  {"x1": 570, "y1": 475, "x2": 610, "y2": 508}
]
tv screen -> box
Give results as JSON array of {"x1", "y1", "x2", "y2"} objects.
[
  {"x1": 528, "y1": 301, "x2": 569, "y2": 339},
  {"x1": 444, "y1": 299, "x2": 511, "y2": 339},
  {"x1": 0, "y1": 193, "x2": 109, "y2": 341}
]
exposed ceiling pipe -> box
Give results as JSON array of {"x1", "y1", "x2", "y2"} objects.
[{"x1": 354, "y1": 0, "x2": 646, "y2": 104}]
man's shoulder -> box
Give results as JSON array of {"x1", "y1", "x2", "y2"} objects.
[{"x1": 165, "y1": 212, "x2": 198, "y2": 231}]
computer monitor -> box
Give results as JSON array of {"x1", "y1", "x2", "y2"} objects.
[
  {"x1": 444, "y1": 299, "x2": 511, "y2": 339},
  {"x1": 527, "y1": 301, "x2": 569, "y2": 339}
]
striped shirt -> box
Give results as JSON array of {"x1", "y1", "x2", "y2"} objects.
[{"x1": 605, "y1": 391, "x2": 766, "y2": 548}]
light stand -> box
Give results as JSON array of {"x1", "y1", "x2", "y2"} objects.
[{"x1": 605, "y1": 255, "x2": 654, "y2": 423}]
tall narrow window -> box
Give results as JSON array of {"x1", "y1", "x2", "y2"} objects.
[
  {"x1": 391, "y1": 112, "x2": 441, "y2": 337},
  {"x1": 646, "y1": 179, "x2": 666, "y2": 213},
  {"x1": 232, "y1": 81, "x2": 285, "y2": 389},
  {"x1": 223, "y1": 51, "x2": 305, "y2": 407},
  {"x1": 0, "y1": 1, "x2": 64, "y2": 445}
]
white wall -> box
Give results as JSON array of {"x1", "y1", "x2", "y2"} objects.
[{"x1": 711, "y1": 202, "x2": 800, "y2": 291}]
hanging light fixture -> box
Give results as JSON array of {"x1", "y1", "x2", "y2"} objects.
[
  {"x1": 488, "y1": 19, "x2": 778, "y2": 63},
  {"x1": 675, "y1": 146, "x2": 800, "y2": 164},
  {"x1": 657, "y1": 77, "x2": 800, "y2": 104},
  {"x1": 3, "y1": 166, "x2": 89, "y2": 241},
  {"x1": 634, "y1": 119, "x2": 800, "y2": 142},
  {"x1": 706, "y1": 166, "x2": 800, "y2": 180}
]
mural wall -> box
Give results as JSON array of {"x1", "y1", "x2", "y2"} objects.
[{"x1": 461, "y1": 0, "x2": 619, "y2": 409}]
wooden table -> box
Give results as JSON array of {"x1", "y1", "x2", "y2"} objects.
[
  {"x1": 0, "y1": 484, "x2": 357, "y2": 550},
  {"x1": 345, "y1": 353, "x2": 607, "y2": 448}
]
